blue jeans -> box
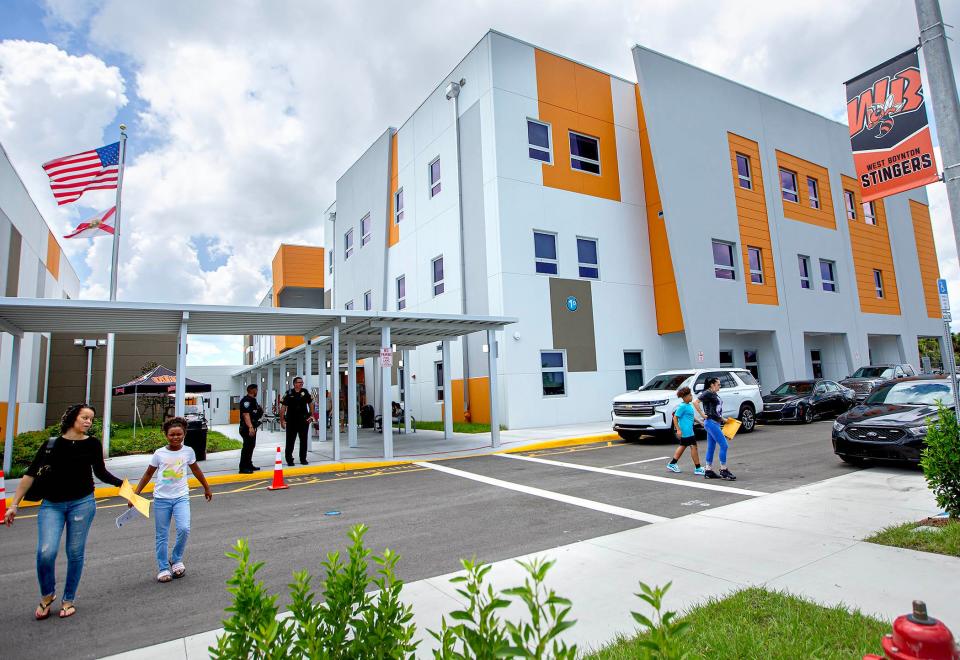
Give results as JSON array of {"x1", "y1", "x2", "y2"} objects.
[
  {"x1": 37, "y1": 494, "x2": 96, "y2": 602},
  {"x1": 154, "y1": 496, "x2": 191, "y2": 572},
  {"x1": 704, "y1": 419, "x2": 729, "y2": 465}
]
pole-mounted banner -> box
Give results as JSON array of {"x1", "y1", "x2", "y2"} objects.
[{"x1": 845, "y1": 47, "x2": 939, "y2": 202}]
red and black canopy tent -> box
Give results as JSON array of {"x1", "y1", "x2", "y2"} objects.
[{"x1": 113, "y1": 364, "x2": 211, "y2": 395}]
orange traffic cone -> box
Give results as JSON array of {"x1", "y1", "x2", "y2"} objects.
[
  {"x1": 267, "y1": 447, "x2": 289, "y2": 491},
  {"x1": 0, "y1": 470, "x2": 6, "y2": 522}
]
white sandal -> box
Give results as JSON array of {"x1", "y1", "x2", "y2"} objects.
[
  {"x1": 171, "y1": 562, "x2": 186, "y2": 578},
  {"x1": 157, "y1": 570, "x2": 172, "y2": 583}
]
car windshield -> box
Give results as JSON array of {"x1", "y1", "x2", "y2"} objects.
[
  {"x1": 864, "y1": 381, "x2": 953, "y2": 406},
  {"x1": 183, "y1": 405, "x2": 202, "y2": 415},
  {"x1": 640, "y1": 373, "x2": 692, "y2": 391},
  {"x1": 772, "y1": 382, "x2": 813, "y2": 395},
  {"x1": 851, "y1": 366, "x2": 894, "y2": 379}
]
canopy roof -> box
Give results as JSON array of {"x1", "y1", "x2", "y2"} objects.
[{"x1": 113, "y1": 365, "x2": 211, "y2": 396}]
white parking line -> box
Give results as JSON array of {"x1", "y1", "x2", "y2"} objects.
[
  {"x1": 414, "y1": 461, "x2": 668, "y2": 523},
  {"x1": 497, "y1": 454, "x2": 768, "y2": 497},
  {"x1": 606, "y1": 456, "x2": 671, "y2": 468}
]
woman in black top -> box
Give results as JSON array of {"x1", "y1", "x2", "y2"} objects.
[{"x1": 4, "y1": 404, "x2": 122, "y2": 620}]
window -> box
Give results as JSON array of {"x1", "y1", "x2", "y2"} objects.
[
  {"x1": 577, "y1": 237, "x2": 599, "y2": 279},
  {"x1": 735, "y1": 153, "x2": 752, "y2": 190},
  {"x1": 432, "y1": 256, "x2": 445, "y2": 296},
  {"x1": 395, "y1": 188, "x2": 404, "y2": 224},
  {"x1": 743, "y1": 350, "x2": 760, "y2": 381},
  {"x1": 344, "y1": 228, "x2": 354, "y2": 260},
  {"x1": 527, "y1": 119, "x2": 551, "y2": 163},
  {"x1": 541, "y1": 350, "x2": 566, "y2": 397},
  {"x1": 747, "y1": 246, "x2": 764, "y2": 284},
  {"x1": 360, "y1": 213, "x2": 371, "y2": 247},
  {"x1": 534, "y1": 231, "x2": 558, "y2": 275},
  {"x1": 624, "y1": 351, "x2": 644, "y2": 390},
  {"x1": 429, "y1": 158, "x2": 441, "y2": 197},
  {"x1": 873, "y1": 269, "x2": 884, "y2": 298},
  {"x1": 435, "y1": 362, "x2": 444, "y2": 402},
  {"x1": 712, "y1": 240, "x2": 736, "y2": 280},
  {"x1": 344, "y1": 300, "x2": 354, "y2": 311},
  {"x1": 363, "y1": 290, "x2": 372, "y2": 311},
  {"x1": 820, "y1": 259, "x2": 837, "y2": 292},
  {"x1": 719, "y1": 350, "x2": 734, "y2": 367},
  {"x1": 807, "y1": 177, "x2": 820, "y2": 209},
  {"x1": 396, "y1": 275, "x2": 406, "y2": 310},
  {"x1": 863, "y1": 201, "x2": 877, "y2": 225},
  {"x1": 779, "y1": 168, "x2": 799, "y2": 203},
  {"x1": 810, "y1": 349, "x2": 823, "y2": 379},
  {"x1": 844, "y1": 190, "x2": 857, "y2": 220},
  {"x1": 328, "y1": 250, "x2": 334, "y2": 274},
  {"x1": 798, "y1": 255, "x2": 812, "y2": 290},
  {"x1": 569, "y1": 131, "x2": 600, "y2": 174}
]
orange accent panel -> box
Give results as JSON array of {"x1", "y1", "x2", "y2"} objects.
[
  {"x1": 635, "y1": 86, "x2": 683, "y2": 334},
  {"x1": 443, "y1": 377, "x2": 491, "y2": 425},
  {"x1": 728, "y1": 134, "x2": 778, "y2": 306},
  {"x1": 775, "y1": 151, "x2": 836, "y2": 230},
  {"x1": 275, "y1": 336, "x2": 302, "y2": 354},
  {"x1": 534, "y1": 49, "x2": 620, "y2": 202},
  {"x1": 0, "y1": 402, "x2": 19, "y2": 440},
  {"x1": 271, "y1": 244, "x2": 325, "y2": 295},
  {"x1": 388, "y1": 132, "x2": 400, "y2": 247},
  {"x1": 842, "y1": 175, "x2": 901, "y2": 315},
  {"x1": 909, "y1": 200, "x2": 942, "y2": 319},
  {"x1": 46, "y1": 232, "x2": 60, "y2": 280},
  {"x1": 229, "y1": 409, "x2": 241, "y2": 424}
]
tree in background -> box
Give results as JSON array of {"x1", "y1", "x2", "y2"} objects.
[
  {"x1": 136, "y1": 361, "x2": 169, "y2": 424},
  {"x1": 918, "y1": 333, "x2": 959, "y2": 372}
]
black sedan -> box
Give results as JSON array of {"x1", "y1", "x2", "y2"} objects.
[
  {"x1": 832, "y1": 376, "x2": 955, "y2": 465},
  {"x1": 759, "y1": 379, "x2": 855, "y2": 424}
]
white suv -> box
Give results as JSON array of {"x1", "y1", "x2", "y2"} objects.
[{"x1": 611, "y1": 368, "x2": 764, "y2": 441}]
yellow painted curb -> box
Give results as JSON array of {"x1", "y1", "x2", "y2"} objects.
[{"x1": 499, "y1": 433, "x2": 619, "y2": 454}]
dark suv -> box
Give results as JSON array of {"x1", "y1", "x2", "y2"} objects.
[{"x1": 839, "y1": 364, "x2": 916, "y2": 401}]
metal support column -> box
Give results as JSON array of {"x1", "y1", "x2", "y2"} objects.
[
  {"x1": 266, "y1": 366, "x2": 274, "y2": 417},
  {"x1": 84, "y1": 346, "x2": 94, "y2": 404},
  {"x1": 348, "y1": 340, "x2": 358, "y2": 448},
  {"x1": 442, "y1": 339, "x2": 453, "y2": 439},
  {"x1": 317, "y1": 345, "x2": 327, "y2": 444},
  {"x1": 174, "y1": 312, "x2": 189, "y2": 417},
  {"x1": 487, "y1": 329, "x2": 500, "y2": 448},
  {"x1": 3, "y1": 334, "x2": 21, "y2": 474},
  {"x1": 403, "y1": 349, "x2": 412, "y2": 434},
  {"x1": 332, "y1": 326, "x2": 341, "y2": 461},
  {"x1": 382, "y1": 326, "x2": 393, "y2": 459},
  {"x1": 101, "y1": 333, "x2": 115, "y2": 458},
  {"x1": 303, "y1": 338, "x2": 313, "y2": 444},
  {"x1": 297, "y1": 352, "x2": 305, "y2": 381}
]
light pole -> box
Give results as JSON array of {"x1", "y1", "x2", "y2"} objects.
[{"x1": 74, "y1": 338, "x2": 107, "y2": 404}]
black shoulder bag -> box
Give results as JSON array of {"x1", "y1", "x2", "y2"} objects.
[{"x1": 23, "y1": 437, "x2": 58, "y2": 502}]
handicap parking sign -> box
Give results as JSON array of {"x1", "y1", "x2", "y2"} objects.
[{"x1": 939, "y1": 279, "x2": 950, "y2": 312}]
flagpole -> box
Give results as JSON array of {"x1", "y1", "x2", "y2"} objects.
[{"x1": 102, "y1": 124, "x2": 127, "y2": 458}]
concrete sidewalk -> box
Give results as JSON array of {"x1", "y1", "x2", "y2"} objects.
[{"x1": 101, "y1": 467, "x2": 956, "y2": 659}]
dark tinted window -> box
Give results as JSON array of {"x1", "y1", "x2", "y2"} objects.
[
  {"x1": 852, "y1": 366, "x2": 894, "y2": 379},
  {"x1": 642, "y1": 373, "x2": 693, "y2": 391},
  {"x1": 772, "y1": 381, "x2": 813, "y2": 395}
]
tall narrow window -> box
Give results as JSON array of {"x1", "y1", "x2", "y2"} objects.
[
  {"x1": 396, "y1": 275, "x2": 406, "y2": 310},
  {"x1": 712, "y1": 240, "x2": 736, "y2": 280},
  {"x1": 527, "y1": 119, "x2": 552, "y2": 163},
  {"x1": 810, "y1": 349, "x2": 823, "y2": 379},
  {"x1": 807, "y1": 177, "x2": 820, "y2": 209},
  {"x1": 719, "y1": 350, "x2": 734, "y2": 367},
  {"x1": 429, "y1": 158, "x2": 441, "y2": 197},
  {"x1": 624, "y1": 351, "x2": 644, "y2": 390},
  {"x1": 743, "y1": 351, "x2": 760, "y2": 381},
  {"x1": 735, "y1": 153, "x2": 752, "y2": 190},
  {"x1": 863, "y1": 201, "x2": 877, "y2": 225},
  {"x1": 395, "y1": 188, "x2": 404, "y2": 223},
  {"x1": 435, "y1": 361, "x2": 444, "y2": 402},
  {"x1": 432, "y1": 256, "x2": 445, "y2": 296},
  {"x1": 873, "y1": 269, "x2": 885, "y2": 298},
  {"x1": 780, "y1": 168, "x2": 799, "y2": 203},
  {"x1": 328, "y1": 250, "x2": 334, "y2": 274},
  {"x1": 344, "y1": 300, "x2": 354, "y2": 311},
  {"x1": 360, "y1": 213, "x2": 371, "y2": 247},
  {"x1": 363, "y1": 290, "x2": 372, "y2": 311},
  {"x1": 344, "y1": 229, "x2": 354, "y2": 260},
  {"x1": 747, "y1": 246, "x2": 764, "y2": 284},
  {"x1": 541, "y1": 350, "x2": 567, "y2": 397},
  {"x1": 533, "y1": 231, "x2": 558, "y2": 275},
  {"x1": 569, "y1": 131, "x2": 600, "y2": 174},
  {"x1": 577, "y1": 237, "x2": 599, "y2": 279},
  {"x1": 844, "y1": 190, "x2": 857, "y2": 220},
  {"x1": 820, "y1": 259, "x2": 837, "y2": 292},
  {"x1": 798, "y1": 255, "x2": 812, "y2": 290}
]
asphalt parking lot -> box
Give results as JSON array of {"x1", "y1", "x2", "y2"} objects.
[{"x1": 0, "y1": 419, "x2": 910, "y2": 659}]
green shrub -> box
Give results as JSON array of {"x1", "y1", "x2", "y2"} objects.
[
  {"x1": 920, "y1": 403, "x2": 960, "y2": 519},
  {"x1": 629, "y1": 581, "x2": 690, "y2": 659}
]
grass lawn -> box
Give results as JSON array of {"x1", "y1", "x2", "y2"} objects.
[
  {"x1": 2, "y1": 423, "x2": 241, "y2": 478},
  {"x1": 587, "y1": 588, "x2": 889, "y2": 659},
  {"x1": 866, "y1": 519, "x2": 960, "y2": 558},
  {"x1": 414, "y1": 421, "x2": 506, "y2": 434}
]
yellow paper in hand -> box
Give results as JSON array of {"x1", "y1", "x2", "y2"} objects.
[
  {"x1": 119, "y1": 479, "x2": 151, "y2": 518},
  {"x1": 722, "y1": 419, "x2": 742, "y2": 440}
]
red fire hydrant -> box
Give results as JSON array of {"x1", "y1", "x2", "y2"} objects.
[{"x1": 864, "y1": 601, "x2": 959, "y2": 660}]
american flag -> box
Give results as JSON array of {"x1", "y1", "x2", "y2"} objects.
[{"x1": 42, "y1": 142, "x2": 120, "y2": 205}]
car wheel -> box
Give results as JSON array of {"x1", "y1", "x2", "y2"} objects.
[
  {"x1": 738, "y1": 404, "x2": 756, "y2": 433},
  {"x1": 839, "y1": 454, "x2": 865, "y2": 467},
  {"x1": 617, "y1": 431, "x2": 640, "y2": 442},
  {"x1": 801, "y1": 405, "x2": 814, "y2": 424}
]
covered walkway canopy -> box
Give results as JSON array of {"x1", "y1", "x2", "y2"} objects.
[{"x1": 0, "y1": 297, "x2": 515, "y2": 471}]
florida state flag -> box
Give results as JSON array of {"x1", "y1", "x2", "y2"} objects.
[
  {"x1": 845, "y1": 48, "x2": 939, "y2": 202},
  {"x1": 64, "y1": 206, "x2": 116, "y2": 239}
]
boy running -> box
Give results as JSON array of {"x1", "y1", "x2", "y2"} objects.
[{"x1": 667, "y1": 386, "x2": 704, "y2": 475}]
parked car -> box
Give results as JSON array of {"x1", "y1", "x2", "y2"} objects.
[
  {"x1": 759, "y1": 379, "x2": 856, "y2": 424},
  {"x1": 612, "y1": 368, "x2": 763, "y2": 441},
  {"x1": 839, "y1": 363, "x2": 916, "y2": 401},
  {"x1": 832, "y1": 376, "x2": 955, "y2": 465}
]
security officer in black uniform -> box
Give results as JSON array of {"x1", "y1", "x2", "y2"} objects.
[
  {"x1": 280, "y1": 376, "x2": 314, "y2": 466},
  {"x1": 238, "y1": 383, "x2": 263, "y2": 474}
]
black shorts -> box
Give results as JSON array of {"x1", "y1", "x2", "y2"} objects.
[{"x1": 678, "y1": 435, "x2": 698, "y2": 447}]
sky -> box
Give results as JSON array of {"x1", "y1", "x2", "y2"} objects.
[{"x1": 1, "y1": 0, "x2": 959, "y2": 365}]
